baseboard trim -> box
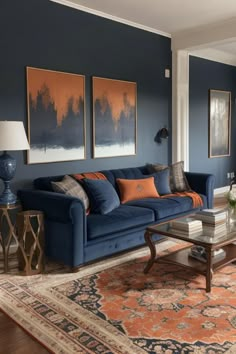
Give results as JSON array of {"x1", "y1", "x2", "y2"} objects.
[{"x1": 214, "y1": 186, "x2": 229, "y2": 195}]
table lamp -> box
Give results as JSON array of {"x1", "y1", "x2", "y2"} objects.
[{"x1": 0, "y1": 121, "x2": 30, "y2": 205}]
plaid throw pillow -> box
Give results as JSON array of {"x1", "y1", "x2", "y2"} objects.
[
  {"x1": 169, "y1": 161, "x2": 190, "y2": 192},
  {"x1": 51, "y1": 175, "x2": 89, "y2": 210}
]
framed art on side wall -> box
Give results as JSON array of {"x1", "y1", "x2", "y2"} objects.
[
  {"x1": 209, "y1": 89, "x2": 231, "y2": 158},
  {"x1": 92, "y1": 76, "x2": 137, "y2": 158},
  {"x1": 26, "y1": 67, "x2": 85, "y2": 164}
]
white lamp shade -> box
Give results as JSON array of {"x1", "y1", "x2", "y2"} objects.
[{"x1": 0, "y1": 121, "x2": 30, "y2": 151}]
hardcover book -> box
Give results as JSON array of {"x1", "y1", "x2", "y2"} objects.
[
  {"x1": 195, "y1": 212, "x2": 227, "y2": 225},
  {"x1": 171, "y1": 217, "x2": 202, "y2": 231},
  {"x1": 203, "y1": 224, "x2": 227, "y2": 237},
  {"x1": 197, "y1": 208, "x2": 226, "y2": 216}
]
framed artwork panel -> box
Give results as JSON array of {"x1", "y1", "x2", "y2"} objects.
[
  {"x1": 92, "y1": 76, "x2": 137, "y2": 158},
  {"x1": 26, "y1": 67, "x2": 85, "y2": 164},
  {"x1": 209, "y1": 89, "x2": 231, "y2": 158}
]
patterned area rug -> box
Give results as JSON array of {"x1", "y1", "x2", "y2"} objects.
[{"x1": 1, "y1": 240, "x2": 236, "y2": 354}]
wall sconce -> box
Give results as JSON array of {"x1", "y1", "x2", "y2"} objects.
[{"x1": 154, "y1": 127, "x2": 169, "y2": 144}]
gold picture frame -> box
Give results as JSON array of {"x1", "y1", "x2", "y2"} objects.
[
  {"x1": 26, "y1": 67, "x2": 86, "y2": 164},
  {"x1": 209, "y1": 89, "x2": 231, "y2": 158}
]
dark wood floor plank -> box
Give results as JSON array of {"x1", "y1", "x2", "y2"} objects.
[{"x1": 0, "y1": 312, "x2": 50, "y2": 353}]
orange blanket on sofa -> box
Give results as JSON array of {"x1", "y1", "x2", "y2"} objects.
[{"x1": 161, "y1": 191, "x2": 203, "y2": 209}]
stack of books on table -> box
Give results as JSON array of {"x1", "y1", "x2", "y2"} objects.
[
  {"x1": 195, "y1": 209, "x2": 227, "y2": 237},
  {"x1": 170, "y1": 217, "x2": 203, "y2": 236},
  {"x1": 189, "y1": 245, "x2": 226, "y2": 263}
]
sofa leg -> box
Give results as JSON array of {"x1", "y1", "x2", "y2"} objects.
[{"x1": 71, "y1": 265, "x2": 82, "y2": 273}]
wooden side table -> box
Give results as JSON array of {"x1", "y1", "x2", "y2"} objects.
[
  {"x1": 0, "y1": 202, "x2": 22, "y2": 273},
  {"x1": 17, "y1": 210, "x2": 44, "y2": 275}
]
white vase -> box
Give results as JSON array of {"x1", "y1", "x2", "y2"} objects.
[{"x1": 229, "y1": 206, "x2": 236, "y2": 223}]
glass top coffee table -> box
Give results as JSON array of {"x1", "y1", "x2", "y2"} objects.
[{"x1": 144, "y1": 216, "x2": 236, "y2": 292}]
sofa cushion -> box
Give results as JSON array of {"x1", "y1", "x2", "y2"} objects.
[
  {"x1": 127, "y1": 195, "x2": 203, "y2": 220},
  {"x1": 87, "y1": 204, "x2": 155, "y2": 240},
  {"x1": 101, "y1": 167, "x2": 145, "y2": 189},
  {"x1": 117, "y1": 177, "x2": 160, "y2": 203},
  {"x1": 51, "y1": 175, "x2": 89, "y2": 210},
  {"x1": 151, "y1": 169, "x2": 171, "y2": 195},
  {"x1": 148, "y1": 161, "x2": 190, "y2": 192},
  {"x1": 82, "y1": 179, "x2": 120, "y2": 215}
]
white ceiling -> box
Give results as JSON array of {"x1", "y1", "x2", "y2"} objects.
[
  {"x1": 215, "y1": 42, "x2": 236, "y2": 56},
  {"x1": 53, "y1": 0, "x2": 236, "y2": 35},
  {"x1": 51, "y1": 0, "x2": 236, "y2": 64}
]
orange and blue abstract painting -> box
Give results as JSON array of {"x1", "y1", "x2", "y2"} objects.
[
  {"x1": 93, "y1": 77, "x2": 136, "y2": 158},
  {"x1": 27, "y1": 67, "x2": 85, "y2": 164}
]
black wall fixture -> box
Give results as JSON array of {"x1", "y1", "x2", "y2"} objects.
[{"x1": 155, "y1": 127, "x2": 169, "y2": 144}]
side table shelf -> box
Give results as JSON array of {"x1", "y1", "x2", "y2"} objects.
[
  {"x1": 0, "y1": 203, "x2": 22, "y2": 273},
  {"x1": 17, "y1": 210, "x2": 44, "y2": 275}
]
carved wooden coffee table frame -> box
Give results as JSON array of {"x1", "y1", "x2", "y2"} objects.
[{"x1": 144, "y1": 218, "x2": 236, "y2": 292}]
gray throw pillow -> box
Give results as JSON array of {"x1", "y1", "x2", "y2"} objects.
[{"x1": 51, "y1": 175, "x2": 89, "y2": 210}]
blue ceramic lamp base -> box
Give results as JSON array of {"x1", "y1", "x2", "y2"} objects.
[
  {"x1": 0, "y1": 180, "x2": 17, "y2": 205},
  {"x1": 0, "y1": 151, "x2": 17, "y2": 205}
]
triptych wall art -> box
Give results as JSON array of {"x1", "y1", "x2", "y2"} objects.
[{"x1": 26, "y1": 67, "x2": 137, "y2": 164}]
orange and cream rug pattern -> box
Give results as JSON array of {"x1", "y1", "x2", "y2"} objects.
[{"x1": 1, "y1": 240, "x2": 236, "y2": 354}]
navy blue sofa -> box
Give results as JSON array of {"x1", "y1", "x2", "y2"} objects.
[{"x1": 17, "y1": 166, "x2": 215, "y2": 269}]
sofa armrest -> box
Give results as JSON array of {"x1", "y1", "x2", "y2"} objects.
[
  {"x1": 185, "y1": 172, "x2": 215, "y2": 209},
  {"x1": 17, "y1": 189, "x2": 87, "y2": 268},
  {"x1": 17, "y1": 189, "x2": 85, "y2": 223}
]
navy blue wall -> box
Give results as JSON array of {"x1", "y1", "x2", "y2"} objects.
[
  {"x1": 0, "y1": 0, "x2": 171, "y2": 193},
  {"x1": 189, "y1": 55, "x2": 236, "y2": 188}
]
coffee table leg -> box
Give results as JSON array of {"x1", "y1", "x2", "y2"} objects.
[
  {"x1": 206, "y1": 247, "x2": 213, "y2": 293},
  {"x1": 144, "y1": 231, "x2": 156, "y2": 273}
]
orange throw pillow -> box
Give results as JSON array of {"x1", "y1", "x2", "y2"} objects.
[
  {"x1": 117, "y1": 177, "x2": 160, "y2": 203},
  {"x1": 72, "y1": 172, "x2": 107, "y2": 181}
]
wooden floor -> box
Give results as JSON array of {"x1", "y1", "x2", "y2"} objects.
[
  {"x1": 0, "y1": 312, "x2": 50, "y2": 354},
  {"x1": 0, "y1": 194, "x2": 227, "y2": 354}
]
